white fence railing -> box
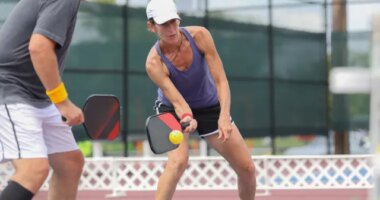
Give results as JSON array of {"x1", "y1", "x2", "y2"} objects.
[{"x1": 0, "y1": 155, "x2": 373, "y2": 196}]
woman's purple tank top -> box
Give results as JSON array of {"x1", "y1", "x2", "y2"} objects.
[{"x1": 154, "y1": 27, "x2": 218, "y2": 109}]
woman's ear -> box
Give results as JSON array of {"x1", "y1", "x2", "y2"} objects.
[{"x1": 147, "y1": 21, "x2": 155, "y2": 33}]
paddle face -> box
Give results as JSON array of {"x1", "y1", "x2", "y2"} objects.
[
  {"x1": 146, "y1": 113, "x2": 183, "y2": 154},
  {"x1": 82, "y1": 95, "x2": 120, "y2": 140}
]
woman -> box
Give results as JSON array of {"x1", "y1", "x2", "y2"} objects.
[{"x1": 145, "y1": 0, "x2": 256, "y2": 199}]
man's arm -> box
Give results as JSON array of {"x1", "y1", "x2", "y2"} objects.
[
  {"x1": 145, "y1": 48, "x2": 197, "y2": 133},
  {"x1": 29, "y1": 34, "x2": 62, "y2": 91},
  {"x1": 192, "y1": 27, "x2": 232, "y2": 141},
  {"x1": 29, "y1": 33, "x2": 84, "y2": 126}
]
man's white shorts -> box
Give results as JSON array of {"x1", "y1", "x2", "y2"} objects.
[{"x1": 0, "y1": 103, "x2": 79, "y2": 162}]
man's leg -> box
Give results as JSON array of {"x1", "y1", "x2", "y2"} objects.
[
  {"x1": 0, "y1": 180, "x2": 34, "y2": 200},
  {"x1": 0, "y1": 104, "x2": 51, "y2": 199},
  {"x1": 206, "y1": 124, "x2": 256, "y2": 200},
  {"x1": 39, "y1": 104, "x2": 84, "y2": 200},
  {"x1": 47, "y1": 150, "x2": 84, "y2": 200},
  {"x1": 155, "y1": 135, "x2": 190, "y2": 200},
  {"x1": 0, "y1": 158, "x2": 50, "y2": 200}
]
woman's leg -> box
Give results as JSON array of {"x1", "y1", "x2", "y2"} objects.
[
  {"x1": 155, "y1": 134, "x2": 190, "y2": 200},
  {"x1": 206, "y1": 124, "x2": 256, "y2": 200}
]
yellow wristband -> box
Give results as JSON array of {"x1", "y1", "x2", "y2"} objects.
[{"x1": 46, "y1": 82, "x2": 68, "y2": 104}]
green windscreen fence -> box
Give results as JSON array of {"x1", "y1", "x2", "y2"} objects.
[
  {"x1": 0, "y1": 1, "x2": 330, "y2": 140},
  {"x1": 206, "y1": 3, "x2": 328, "y2": 137},
  {"x1": 272, "y1": 28, "x2": 328, "y2": 136},
  {"x1": 64, "y1": 3, "x2": 126, "y2": 139}
]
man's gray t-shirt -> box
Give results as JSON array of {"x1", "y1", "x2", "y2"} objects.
[{"x1": 0, "y1": 0, "x2": 80, "y2": 107}]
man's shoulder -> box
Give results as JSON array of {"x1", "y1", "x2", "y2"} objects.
[
  {"x1": 41, "y1": 0, "x2": 80, "y2": 7},
  {"x1": 39, "y1": 0, "x2": 80, "y2": 15}
]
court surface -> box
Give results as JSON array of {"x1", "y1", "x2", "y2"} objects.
[{"x1": 34, "y1": 189, "x2": 368, "y2": 200}]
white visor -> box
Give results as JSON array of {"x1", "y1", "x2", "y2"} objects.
[{"x1": 146, "y1": 0, "x2": 181, "y2": 24}]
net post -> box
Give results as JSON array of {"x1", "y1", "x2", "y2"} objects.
[
  {"x1": 369, "y1": 12, "x2": 380, "y2": 200},
  {"x1": 92, "y1": 141, "x2": 103, "y2": 157}
]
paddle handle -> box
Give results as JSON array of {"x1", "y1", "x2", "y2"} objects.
[{"x1": 180, "y1": 121, "x2": 190, "y2": 130}]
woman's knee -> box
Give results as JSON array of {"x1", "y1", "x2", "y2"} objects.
[
  {"x1": 236, "y1": 161, "x2": 256, "y2": 177},
  {"x1": 166, "y1": 157, "x2": 189, "y2": 174}
]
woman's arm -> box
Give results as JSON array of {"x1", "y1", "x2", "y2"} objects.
[
  {"x1": 192, "y1": 27, "x2": 232, "y2": 142},
  {"x1": 145, "y1": 47, "x2": 197, "y2": 133}
]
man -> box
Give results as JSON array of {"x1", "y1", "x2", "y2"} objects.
[
  {"x1": 0, "y1": 0, "x2": 85, "y2": 199},
  {"x1": 145, "y1": 0, "x2": 256, "y2": 199}
]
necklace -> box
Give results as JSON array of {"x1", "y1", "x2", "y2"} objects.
[{"x1": 169, "y1": 32, "x2": 183, "y2": 62}]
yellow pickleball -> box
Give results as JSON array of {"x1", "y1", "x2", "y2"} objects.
[{"x1": 169, "y1": 130, "x2": 184, "y2": 145}]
